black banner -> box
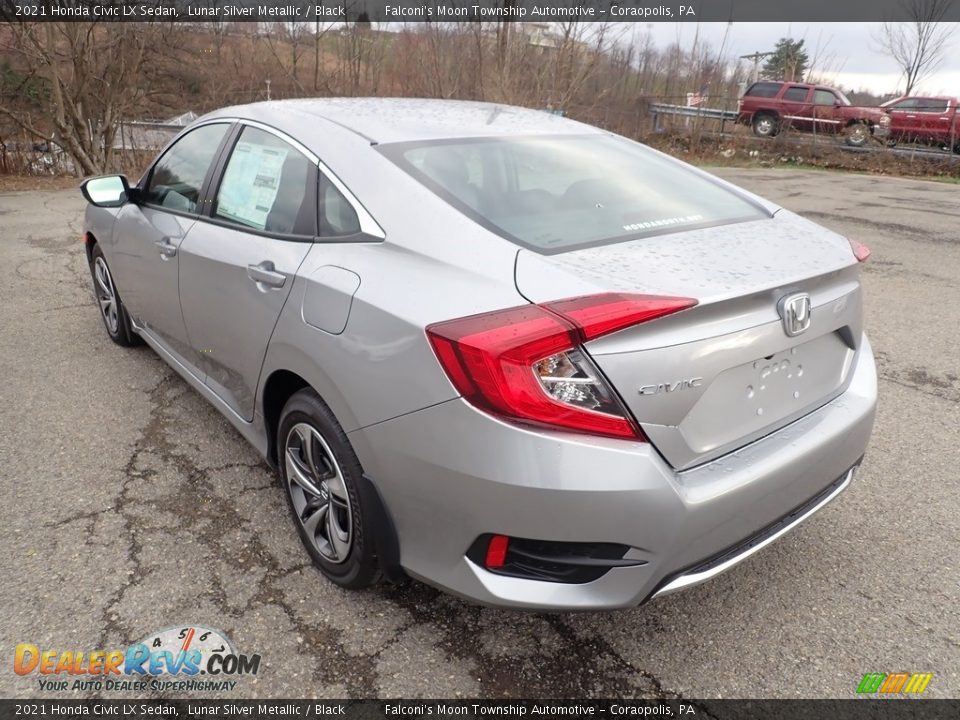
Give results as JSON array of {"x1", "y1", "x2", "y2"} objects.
[
  {"x1": 4, "y1": 0, "x2": 960, "y2": 22},
  {"x1": 2, "y1": 700, "x2": 960, "y2": 719}
]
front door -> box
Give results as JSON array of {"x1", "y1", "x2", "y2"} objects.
[
  {"x1": 178, "y1": 124, "x2": 317, "y2": 421},
  {"x1": 811, "y1": 89, "x2": 843, "y2": 136},
  {"x1": 110, "y1": 122, "x2": 232, "y2": 365}
]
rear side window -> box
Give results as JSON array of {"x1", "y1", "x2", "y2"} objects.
[
  {"x1": 783, "y1": 86, "x2": 809, "y2": 102},
  {"x1": 143, "y1": 123, "x2": 229, "y2": 214},
  {"x1": 214, "y1": 126, "x2": 316, "y2": 236},
  {"x1": 745, "y1": 82, "x2": 781, "y2": 98},
  {"x1": 318, "y1": 175, "x2": 361, "y2": 236},
  {"x1": 382, "y1": 134, "x2": 768, "y2": 254},
  {"x1": 889, "y1": 98, "x2": 918, "y2": 110},
  {"x1": 916, "y1": 98, "x2": 949, "y2": 113}
]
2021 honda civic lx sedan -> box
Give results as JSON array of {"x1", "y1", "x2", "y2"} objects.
[{"x1": 81, "y1": 99, "x2": 877, "y2": 610}]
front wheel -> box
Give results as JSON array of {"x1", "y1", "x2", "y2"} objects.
[
  {"x1": 844, "y1": 123, "x2": 871, "y2": 147},
  {"x1": 278, "y1": 389, "x2": 381, "y2": 589},
  {"x1": 89, "y1": 244, "x2": 140, "y2": 346}
]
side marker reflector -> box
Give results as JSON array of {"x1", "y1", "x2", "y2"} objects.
[{"x1": 485, "y1": 535, "x2": 510, "y2": 569}]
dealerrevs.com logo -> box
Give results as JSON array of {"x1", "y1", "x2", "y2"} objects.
[{"x1": 14, "y1": 625, "x2": 260, "y2": 693}]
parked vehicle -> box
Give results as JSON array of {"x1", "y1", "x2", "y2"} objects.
[
  {"x1": 80, "y1": 99, "x2": 877, "y2": 610},
  {"x1": 882, "y1": 95, "x2": 960, "y2": 153},
  {"x1": 738, "y1": 81, "x2": 891, "y2": 147}
]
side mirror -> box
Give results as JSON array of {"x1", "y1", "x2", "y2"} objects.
[{"x1": 80, "y1": 175, "x2": 131, "y2": 208}]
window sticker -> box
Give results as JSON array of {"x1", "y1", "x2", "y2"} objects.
[{"x1": 217, "y1": 141, "x2": 289, "y2": 230}]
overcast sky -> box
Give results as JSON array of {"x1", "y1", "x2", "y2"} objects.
[{"x1": 639, "y1": 22, "x2": 960, "y2": 96}]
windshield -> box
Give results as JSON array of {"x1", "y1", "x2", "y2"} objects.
[{"x1": 381, "y1": 134, "x2": 769, "y2": 253}]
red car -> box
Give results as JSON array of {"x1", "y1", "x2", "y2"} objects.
[
  {"x1": 882, "y1": 96, "x2": 960, "y2": 153},
  {"x1": 738, "y1": 81, "x2": 891, "y2": 147}
]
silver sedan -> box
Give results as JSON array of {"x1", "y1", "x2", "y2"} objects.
[{"x1": 80, "y1": 99, "x2": 877, "y2": 610}]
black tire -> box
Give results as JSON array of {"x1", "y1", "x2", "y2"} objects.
[
  {"x1": 88, "y1": 243, "x2": 141, "y2": 347},
  {"x1": 752, "y1": 113, "x2": 778, "y2": 138},
  {"x1": 277, "y1": 388, "x2": 381, "y2": 589}
]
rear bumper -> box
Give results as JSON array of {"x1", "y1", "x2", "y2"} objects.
[
  {"x1": 349, "y1": 335, "x2": 877, "y2": 610},
  {"x1": 650, "y1": 463, "x2": 855, "y2": 599}
]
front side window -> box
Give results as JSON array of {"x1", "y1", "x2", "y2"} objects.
[
  {"x1": 383, "y1": 134, "x2": 768, "y2": 254},
  {"x1": 813, "y1": 90, "x2": 838, "y2": 107},
  {"x1": 143, "y1": 123, "x2": 229, "y2": 213},
  {"x1": 215, "y1": 126, "x2": 316, "y2": 236}
]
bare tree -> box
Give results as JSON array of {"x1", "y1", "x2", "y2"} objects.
[
  {"x1": 874, "y1": 0, "x2": 956, "y2": 94},
  {"x1": 263, "y1": 22, "x2": 313, "y2": 92},
  {"x1": 0, "y1": 20, "x2": 178, "y2": 175}
]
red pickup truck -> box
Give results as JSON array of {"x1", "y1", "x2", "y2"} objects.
[
  {"x1": 882, "y1": 96, "x2": 960, "y2": 153},
  {"x1": 738, "y1": 81, "x2": 891, "y2": 147}
]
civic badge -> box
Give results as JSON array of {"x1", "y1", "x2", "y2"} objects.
[{"x1": 778, "y1": 292, "x2": 811, "y2": 337}]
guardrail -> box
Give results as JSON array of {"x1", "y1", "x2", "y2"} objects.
[{"x1": 649, "y1": 103, "x2": 738, "y2": 133}]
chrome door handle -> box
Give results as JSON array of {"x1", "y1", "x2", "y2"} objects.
[
  {"x1": 247, "y1": 262, "x2": 287, "y2": 288},
  {"x1": 155, "y1": 238, "x2": 177, "y2": 258}
]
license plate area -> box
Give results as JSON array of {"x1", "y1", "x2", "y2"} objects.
[{"x1": 679, "y1": 332, "x2": 854, "y2": 455}]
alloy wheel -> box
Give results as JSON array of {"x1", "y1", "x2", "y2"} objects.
[
  {"x1": 284, "y1": 422, "x2": 353, "y2": 563},
  {"x1": 93, "y1": 256, "x2": 119, "y2": 334}
]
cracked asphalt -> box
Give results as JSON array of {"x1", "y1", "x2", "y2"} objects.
[{"x1": 1, "y1": 169, "x2": 957, "y2": 700}]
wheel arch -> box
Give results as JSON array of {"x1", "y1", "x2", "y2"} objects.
[
  {"x1": 261, "y1": 368, "x2": 311, "y2": 468},
  {"x1": 259, "y1": 355, "x2": 363, "y2": 469},
  {"x1": 83, "y1": 231, "x2": 97, "y2": 265},
  {"x1": 261, "y1": 366, "x2": 405, "y2": 582}
]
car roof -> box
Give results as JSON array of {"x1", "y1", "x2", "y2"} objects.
[{"x1": 201, "y1": 98, "x2": 601, "y2": 145}]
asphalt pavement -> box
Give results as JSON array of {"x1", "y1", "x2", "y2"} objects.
[{"x1": 0, "y1": 168, "x2": 957, "y2": 699}]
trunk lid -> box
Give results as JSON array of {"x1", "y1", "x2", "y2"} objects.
[{"x1": 515, "y1": 211, "x2": 864, "y2": 470}]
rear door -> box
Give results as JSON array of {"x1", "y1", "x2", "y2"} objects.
[
  {"x1": 111, "y1": 122, "x2": 232, "y2": 366},
  {"x1": 886, "y1": 98, "x2": 921, "y2": 142},
  {"x1": 780, "y1": 85, "x2": 814, "y2": 132},
  {"x1": 177, "y1": 123, "x2": 317, "y2": 421},
  {"x1": 915, "y1": 98, "x2": 952, "y2": 144}
]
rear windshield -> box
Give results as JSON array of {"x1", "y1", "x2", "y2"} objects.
[
  {"x1": 745, "y1": 82, "x2": 782, "y2": 98},
  {"x1": 380, "y1": 134, "x2": 768, "y2": 254}
]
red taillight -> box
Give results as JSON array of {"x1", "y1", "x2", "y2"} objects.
[
  {"x1": 485, "y1": 535, "x2": 510, "y2": 569},
  {"x1": 426, "y1": 293, "x2": 697, "y2": 440},
  {"x1": 545, "y1": 293, "x2": 698, "y2": 341},
  {"x1": 849, "y1": 238, "x2": 871, "y2": 262}
]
